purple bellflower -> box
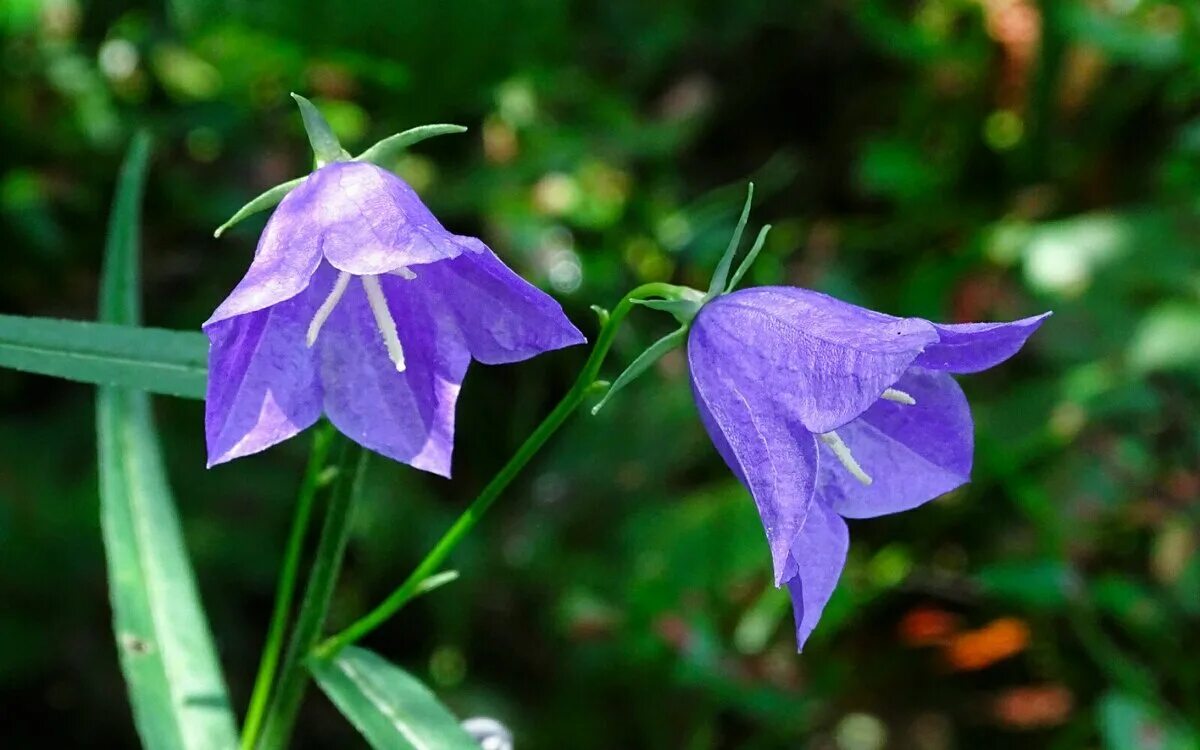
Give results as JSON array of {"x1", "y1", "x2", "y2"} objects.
[
  {"x1": 597, "y1": 185, "x2": 1048, "y2": 649},
  {"x1": 205, "y1": 97, "x2": 583, "y2": 472},
  {"x1": 688, "y1": 288, "x2": 1048, "y2": 647}
]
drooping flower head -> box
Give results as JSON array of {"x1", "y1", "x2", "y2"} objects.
[
  {"x1": 205, "y1": 96, "x2": 583, "y2": 473},
  {"x1": 597, "y1": 185, "x2": 1049, "y2": 648}
]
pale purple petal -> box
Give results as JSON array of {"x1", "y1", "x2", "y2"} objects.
[
  {"x1": 316, "y1": 271, "x2": 469, "y2": 477},
  {"x1": 693, "y1": 287, "x2": 939, "y2": 434},
  {"x1": 689, "y1": 323, "x2": 818, "y2": 585},
  {"x1": 784, "y1": 499, "x2": 849, "y2": 649},
  {"x1": 206, "y1": 175, "x2": 327, "y2": 326},
  {"x1": 203, "y1": 264, "x2": 334, "y2": 466},
  {"x1": 418, "y1": 239, "x2": 585, "y2": 364},
  {"x1": 310, "y1": 162, "x2": 465, "y2": 276},
  {"x1": 819, "y1": 368, "x2": 972, "y2": 518},
  {"x1": 913, "y1": 312, "x2": 1051, "y2": 373}
]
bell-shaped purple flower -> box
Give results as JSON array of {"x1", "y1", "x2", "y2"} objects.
[
  {"x1": 687, "y1": 286, "x2": 1048, "y2": 648},
  {"x1": 204, "y1": 160, "x2": 584, "y2": 473}
]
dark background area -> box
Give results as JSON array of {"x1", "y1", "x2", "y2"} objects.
[{"x1": 2, "y1": 0, "x2": 1199, "y2": 747}]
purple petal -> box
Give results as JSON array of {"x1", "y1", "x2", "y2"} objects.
[
  {"x1": 689, "y1": 324, "x2": 818, "y2": 585},
  {"x1": 819, "y1": 368, "x2": 972, "y2": 519},
  {"x1": 316, "y1": 271, "x2": 469, "y2": 477},
  {"x1": 419, "y1": 239, "x2": 585, "y2": 364},
  {"x1": 784, "y1": 499, "x2": 849, "y2": 649},
  {"x1": 206, "y1": 176, "x2": 328, "y2": 326},
  {"x1": 204, "y1": 264, "x2": 333, "y2": 466},
  {"x1": 913, "y1": 312, "x2": 1051, "y2": 373},
  {"x1": 693, "y1": 287, "x2": 938, "y2": 433},
  {"x1": 309, "y1": 162, "x2": 466, "y2": 276}
]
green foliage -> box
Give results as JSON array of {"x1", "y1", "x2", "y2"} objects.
[
  {"x1": 96, "y1": 134, "x2": 237, "y2": 749},
  {"x1": 310, "y1": 647, "x2": 478, "y2": 750}
]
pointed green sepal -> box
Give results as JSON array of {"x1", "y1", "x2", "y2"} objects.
[
  {"x1": 355, "y1": 124, "x2": 468, "y2": 167},
  {"x1": 633, "y1": 297, "x2": 703, "y2": 325},
  {"x1": 705, "y1": 182, "x2": 754, "y2": 301},
  {"x1": 212, "y1": 176, "x2": 305, "y2": 238},
  {"x1": 591, "y1": 325, "x2": 688, "y2": 415},
  {"x1": 291, "y1": 92, "x2": 349, "y2": 167},
  {"x1": 726, "y1": 224, "x2": 771, "y2": 293}
]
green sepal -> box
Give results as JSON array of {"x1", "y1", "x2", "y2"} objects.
[
  {"x1": 633, "y1": 297, "x2": 703, "y2": 325},
  {"x1": 291, "y1": 92, "x2": 350, "y2": 167},
  {"x1": 705, "y1": 182, "x2": 754, "y2": 301},
  {"x1": 590, "y1": 325, "x2": 688, "y2": 415},
  {"x1": 356, "y1": 124, "x2": 468, "y2": 167},
  {"x1": 726, "y1": 224, "x2": 772, "y2": 293},
  {"x1": 212, "y1": 176, "x2": 304, "y2": 238}
]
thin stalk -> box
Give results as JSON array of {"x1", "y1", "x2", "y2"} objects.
[
  {"x1": 315, "y1": 282, "x2": 680, "y2": 657},
  {"x1": 239, "y1": 425, "x2": 334, "y2": 750},
  {"x1": 256, "y1": 441, "x2": 366, "y2": 750}
]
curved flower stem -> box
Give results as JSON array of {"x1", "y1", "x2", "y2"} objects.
[
  {"x1": 239, "y1": 424, "x2": 334, "y2": 750},
  {"x1": 313, "y1": 281, "x2": 682, "y2": 659},
  {"x1": 256, "y1": 440, "x2": 367, "y2": 750}
]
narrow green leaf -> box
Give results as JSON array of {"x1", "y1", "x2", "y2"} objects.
[
  {"x1": 0, "y1": 315, "x2": 207, "y2": 399},
  {"x1": 705, "y1": 182, "x2": 754, "y2": 300},
  {"x1": 310, "y1": 647, "x2": 478, "y2": 750},
  {"x1": 213, "y1": 177, "x2": 304, "y2": 238},
  {"x1": 726, "y1": 224, "x2": 772, "y2": 293},
  {"x1": 97, "y1": 134, "x2": 238, "y2": 750},
  {"x1": 291, "y1": 93, "x2": 349, "y2": 166},
  {"x1": 355, "y1": 124, "x2": 468, "y2": 167},
  {"x1": 591, "y1": 325, "x2": 687, "y2": 415}
]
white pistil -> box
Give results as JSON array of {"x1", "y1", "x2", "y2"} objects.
[
  {"x1": 361, "y1": 274, "x2": 406, "y2": 372},
  {"x1": 306, "y1": 271, "x2": 352, "y2": 347},
  {"x1": 820, "y1": 431, "x2": 873, "y2": 486},
  {"x1": 389, "y1": 266, "x2": 416, "y2": 280},
  {"x1": 881, "y1": 388, "x2": 916, "y2": 405}
]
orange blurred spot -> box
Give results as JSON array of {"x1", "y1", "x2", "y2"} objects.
[
  {"x1": 993, "y1": 683, "x2": 1074, "y2": 728},
  {"x1": 944, "y1": 617, "x2": 1030, "y2": 671},
  {"x1": 898, "y1": 606, "x2": 961, "y2": 647}
]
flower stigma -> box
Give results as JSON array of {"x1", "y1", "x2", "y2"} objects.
[
  {"x1": 361, "y1": 274, "x2": 407, "y2": 372},
  {"x1": 820, "y1": 430, "x2": 873, "y2": 486},
  {"x1": 307, "y1": 270, "x2": 352, "y2": 346}
]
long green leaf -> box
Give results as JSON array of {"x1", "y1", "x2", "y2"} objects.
[
  {"x1": 96, "y1": 132, "x2": 238, "y2": 750},
  {"x1": 311, "y1": 647, "x2": 478, "y2": 750},
  {"x1": 0, "y1": 315, "x2": 207, "y2": 398}
]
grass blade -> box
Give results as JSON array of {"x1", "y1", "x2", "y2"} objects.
[{"x1": 96, "y1": 132, "x2": 238, "y2": 750}]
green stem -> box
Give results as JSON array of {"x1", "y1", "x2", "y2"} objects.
[
  {"x1": 315, "y1": 281, "x2": 681, "y2": 658},
  {"x1": 239, "y1": 425, "x2": 334, "y2": 750},
  {"x1": 256, "y1": 441, "x2": 367, "y2": 750}
]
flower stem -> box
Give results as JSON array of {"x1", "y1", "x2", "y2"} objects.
[
  {"x1": 256, "y1": 440, "x2": 367, "y2": 750},
  {"x1": 239, "y1": 425, "x2": 334, "y2": 750},
  {"x1": 314, "y1": 281, "x2": 682, "y2": 658}
]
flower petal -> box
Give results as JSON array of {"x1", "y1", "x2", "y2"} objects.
[
  {"x1": 819, "y1": 368, "x2": 972, "y2": 519},
  {"x1": 312, "y1": 162, "x2": 465, "y2": 276},
  {"x1": 419, "y1": 239, "x2": 585, "y2": 364},
  {"x1": 913, "y1": 312, "x2": 1051, "y2": 373},
  {"x1": 204, "y1": 265, "x2": 333, "y2": 466},
  {"x1": 689, "y1": 324, "x2": 818, "y2": 584},
  {"x1": 784, "y1": 499, "x2": 849, "y2": 649},
  {"x1": 694, "y1": 287, "x2": 939, "y2": 433},
  {"x1": 317, "y1": 271, "x2": 469, "y2": 477},
  {"x1": 206, "y1": 175, "x2": 328, "y2": 326}
]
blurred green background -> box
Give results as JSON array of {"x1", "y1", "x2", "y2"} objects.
[{"x1": 2, "y1": 0, "x2": 1199, "y2": 747}]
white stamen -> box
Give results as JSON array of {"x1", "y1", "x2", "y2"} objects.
[
  {"x1": 882, "y1": 388, "x2": 916, "y2": 405},
  {"x1": 361, "y1": 274, "x2": 406, "y2": 372},
  {"x1": 389, "y1": 266, "x2": 417, "y2": 280},
  {"x1": 307, "y1": 271, "x2": 352, "y2": 347},
  {"x1": 820, "y1": 431, "x2": 873, "y2": 485}
]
